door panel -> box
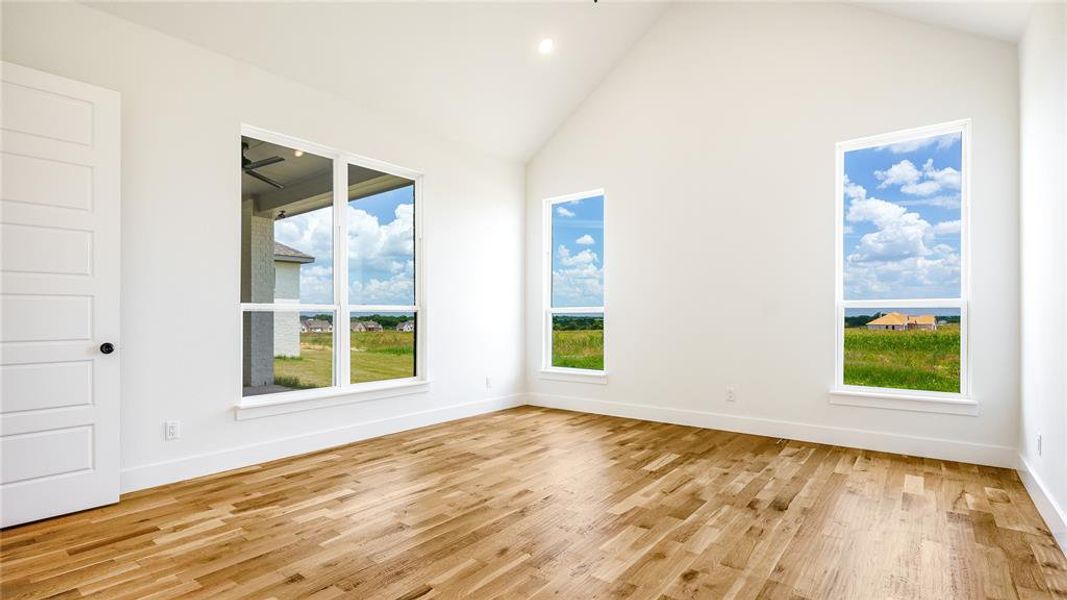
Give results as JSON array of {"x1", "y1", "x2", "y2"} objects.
[
  {"x1": 1, "y1": 361, "x2": 93, "y2": 414},
  {"x1": 1, "y1": 152, "x2": 94, "y2": 210},
  {"x1": 0, "y1": 62, "x2": 120, "y2": 528},
  {"x1": 1, "y1": 223, "x2": 93, "y2": 275},
  {"x1": 1, "y1": 427, "x2": 93, "y2": 485},
  {"x1": 1, "y1": 80, "x2": 94, "y2": 145},
  {"x1": 0, "y1": 295, "x2": 93, "y2": 342}
]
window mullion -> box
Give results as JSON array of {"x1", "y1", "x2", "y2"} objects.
[
  {"x1": 548, "y1": 306, "x2": 605, "y2": 314},
  {"x1": 334, "y1": 155, "x2": 350, "y2": 387},
  {"x1": 841, "y1": 298, "x2": 963, "y2": 309}
]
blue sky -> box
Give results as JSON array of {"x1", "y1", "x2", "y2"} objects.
[
  {"x1": 843, "y1": 132, "x2": 962, "y2": 299},
  {"x1": 274, "y1": 185, "x2": 414, "y2": 305},
  {"x1": 347, "y1": 185, "x2": 415, "y2": 306},
  {"x1": 845, "y1": 307, "x2": 960, "y2": 317},
  {"x1": 552, "y1": 194, "x2": 604, "y2": 307}
]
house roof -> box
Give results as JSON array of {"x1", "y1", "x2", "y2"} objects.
[
  {"x1": 274, "y1": 241, "x2": 314, "y2": 264},
  {"x1": 302, "y1": 318, "x2": 330, "y2": 328},
  {"x1": 867, "y1": 312, "x2": 937, "y2": 326},
  {"x1": 867, "y1": 312, "x2": 909, "y2": 326}
]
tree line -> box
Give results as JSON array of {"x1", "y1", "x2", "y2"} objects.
[
  {"x1": 305, "y1": 314, "x2": 414, "y2": 329},
  {"x1": 552, "y1": 315, "x2": 605, "y2": 331},
  {"x1": 844, "y1": 312, "x2": 961, "y2": 328}
]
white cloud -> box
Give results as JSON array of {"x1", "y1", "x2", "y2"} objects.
[
  {"x1": 843, "y1": 183, "x2": 960, "y2": 298},
  {"x1": 553, "y1": 245, "x2": 603, "y2": 305},
  {"x1": 297, "y1": 263, "x2": 334, "y2": 305},
  {"x1": 553, "y1": 264, "x2": 603, "y2": 306},
  {"x1": 844, "y1": 252, "x2": 960, "y2": 299},
  {"x1": 847, "y1": 197, "x2": 933, "y2": 262},
  {"x1": 274, "y1": 205, "x2": 334, "y2": 262},
  {"x1": 917, "y1": 158, "x2": 961, "y2": 191},
  {"x1": 878, "y1": 132, "x2": 960, "y2": 154},
  {"x1": 272, "y1": 202, "x2": 416, "y2": 305},
  {"x1": 274, "y1": 205, "x2": 336, "y2": 304},
  {"x1": 932, "y1": 219, "x2": 961, "y2": 236},
  {"x1": 575, "y1": 234, "x2": 595, "y2": 245},
  {"x1": 557, "y1": 244, "x2": 598, "y2": 266},
  {"x1": 874, "y1": 158, "x2": 961, "y2": 197},
  {"x1": 875, "y1": 160, "x2": 922, "y2": 189},
  {"x1": 350, "y1": 276, "x2": 414, "y2": 306},
  {"x1": 556, "y1": 206, "x2": 575, "y2": 218},
  {"x1": 897, "y1": 195, "x2": 961, "y2": 209},
  {"x1": 843, "y1": 175, "x2": 867, "y2": 202},
  {"x1": 347, "y1": 203, "x2": 415, "y2": 304}
]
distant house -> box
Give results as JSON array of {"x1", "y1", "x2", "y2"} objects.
[
  {"x1": 273, "y1": 242, "x2": 315, "y2": 357},
  {"x1": 352, "y1": 320, "x2": 383, "y2": 332},
  {"x1": 866, "y1": 312, "x2": 938, "y2": 331},
  {"x1": 301, "y1": 319, "x2": 332, "y2": 333},
  {"x1": 396, "y1": 320, "x2": 415, "y2": 332},
  {"x1": 907, "y1": 314, "x2": 937, "y2": 330}
]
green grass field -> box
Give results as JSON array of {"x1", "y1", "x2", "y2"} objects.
[
  {"x1": 273, "y1": 331, "x2": 415, "y2": 389},
  {"x1": 843, "y1": 324, "x2": 960, "y2": 392},
  {"x1": 552, "y1": 330, "x2": 604, "y2": 370}
]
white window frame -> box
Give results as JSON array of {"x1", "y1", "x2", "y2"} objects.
[
  {"x1": 236, "y1": 125, "x2": 427, "y2": 418},
  {"x1": 540, "y1": 189, "x2": 607, "y2": 384},
  {"x1": 831, "y1": 119, "x2": 974, "y2": 415}
]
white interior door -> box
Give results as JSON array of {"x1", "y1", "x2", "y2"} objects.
[{"x1": 0, "y1": 62, "x2": 121, "y2": 528}]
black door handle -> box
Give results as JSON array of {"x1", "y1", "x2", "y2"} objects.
[{"x1": 99, "y1": 342, "x2": 115, "y2": 355}]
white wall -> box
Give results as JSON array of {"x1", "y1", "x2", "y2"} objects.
[
  {"x1": 1018, "y1": 2, "x2": 1067, "y2": 548},
  {"x1": 1, "y1": 1, "x2": 526, "y2": 491},
  {"x1": 526, "y1": 3, "x2": 1021, "y2": 466}
]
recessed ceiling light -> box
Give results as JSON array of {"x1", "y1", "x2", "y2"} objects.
[
  {"x1": 538, "y1": 38, "x2": 555, "y2": 55},
  {"x1": 293, "y1": 150, "x2": 304, "y2": 157}
]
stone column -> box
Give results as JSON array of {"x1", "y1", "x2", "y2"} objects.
[{"x1": 241, "y1": 198, "x2": 276, "y2": 387}]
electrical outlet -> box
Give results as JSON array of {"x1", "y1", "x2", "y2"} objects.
[
  {"x1": 164, "y1": 420, "x2": 181, "y2": 441},
  {"x1": 1037, "y1": 434, "x2": 1043, "y2": 457},
  {"x1": 725, "y1": 386, "x2": 737, "y2": 403}
]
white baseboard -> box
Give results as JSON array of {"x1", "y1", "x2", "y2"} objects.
[
  {"x1": 1017, "y1": 454, "x2": 1067, "y2": 551},
  {"x1": 121, "y1": 391, "x2": 1021, "y2": 496},
  {"x1": 527, "y1": 393, "x2": 1018, "y2": 468},
  {"x1": 120, "y1": 394, "x2": 525, "y2": 493}
]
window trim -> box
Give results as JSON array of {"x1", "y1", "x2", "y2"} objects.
[
  {"x1": 236, "y1": 124, "x2": 426, "y2": 412},
  {"x1": 541, "y1": 189, "x2": 607, "y2": 380},
  {"x1": 832, "y1": 119, "x2": 972, "y2": 409}
]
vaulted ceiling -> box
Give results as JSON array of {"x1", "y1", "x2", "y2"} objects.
[
  {"x1": 87, "y1": 2, "x2": 669, "y2": 162},
  {"x1": 862, "y1": 1, "x2": 1034, "y2": 43},
  {"x1": 87, "y1": 1, "x2": 1032, "y2": 163}
]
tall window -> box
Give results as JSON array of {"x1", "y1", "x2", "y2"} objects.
[
  {"x1": 835, "y1": 121, "x2": 969, "y2": 397},
  {"x1": 240, "y1": 129, "x2": 421, "y2": 400},
  {"x1": 544, "y1": 191, "x2": 605, "y2": 373}
]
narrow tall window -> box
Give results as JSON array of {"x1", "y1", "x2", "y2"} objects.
[
  {"x1": 545, "y1": 191, "x2": 605, "y2": 373},
  {"x1": 240, "y1": 131, "x2": 421, "y2": 400},
  {"x1": 836, "y1": 121, "x2": 969, "y2": 397},
  {"x1": 346, "y1": 164, "x2": 417, "y2": 385}
]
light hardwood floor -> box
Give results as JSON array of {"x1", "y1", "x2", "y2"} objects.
[{"x1": 2, "y1": 407, "x2": 1065, "y2": 599}]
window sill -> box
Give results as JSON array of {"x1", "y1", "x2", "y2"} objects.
[
  {"x1": 235, "y1": 379, "x2": 430, "y2": 420},
  {"x1": 538, "y1": 368, "x2": 608, "y2": 385},
  {"x1": 829, "y1": 387, "x2": 977, "y2": 416}
]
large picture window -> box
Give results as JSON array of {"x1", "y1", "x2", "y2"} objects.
[
  {"x1": 835, "y1": 121, "x2": 969, "y2": 398},
  {"x1": 240, "y1": 128, "x2": 421, "y2": 401},
  {"x1": 544, "y1": 191, "x2": 605, "y2": 375}
]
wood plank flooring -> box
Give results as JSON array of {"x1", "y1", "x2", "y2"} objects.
[{"x1": 2, "y1": 407, "x2": 1065, "y2": 599}]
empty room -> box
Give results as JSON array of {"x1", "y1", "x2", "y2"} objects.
[{"x1": 1, "y1": 0, "x2": 1065, "y2": 598}]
